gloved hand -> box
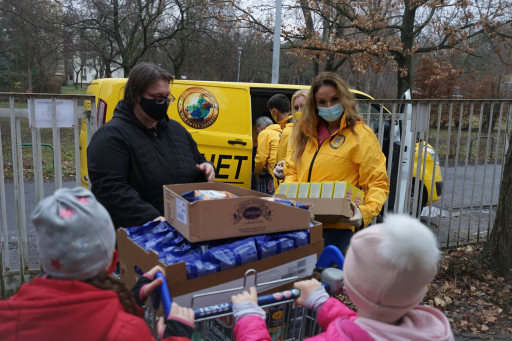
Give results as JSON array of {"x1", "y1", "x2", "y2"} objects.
[
  {"x1": 339, "y1": 201, "x2": 363, "y2": 229},
  {"x1": 157, "y1": 302, "x2": 195, "y2": 340},
  {"x1": 131, "y1": 265, "x2": 165, "y2": 307},
  {"x1": 273, "y1": 161, "x2": 284, "y2": 179}
]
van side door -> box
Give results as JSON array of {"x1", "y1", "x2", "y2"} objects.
[{"x1": 168, "y1": 82, "x2": 253, "y2": 188}]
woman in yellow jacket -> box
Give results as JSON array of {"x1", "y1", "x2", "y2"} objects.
[{"x1": 284, "y1": 72, "x2": 390, "y2": 252}]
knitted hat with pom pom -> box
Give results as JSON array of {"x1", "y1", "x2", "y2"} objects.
[{"x1": 343, "y1": 214, "x2": 440, "y2": 323}]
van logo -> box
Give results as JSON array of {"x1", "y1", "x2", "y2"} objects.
[
  {"x1": 177, "y1": 87, "x2": 219, "y2": 129},
  {"x1": 233, "y1": 200, "x2": 272, "y2": 224},
  {"x1": 329, "y1": 134, "x2": 345, "y2": 149}
]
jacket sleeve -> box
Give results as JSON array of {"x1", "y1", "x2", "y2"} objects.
[
  {"x1": 233, "y1": 315, "x2": 272, "y2": 341},
  {"x1": 254, "y1": 131, "x2": 270, "y2": 176},
  {"x1": 316, "y1": 297, "x2": 357, "y2": 332},
  {"x1": 87, "y1": 127, "x2": 161, "y2": 227},
  {"x1": 354, "y1": 126, "x2": 390, "y2": 227}
]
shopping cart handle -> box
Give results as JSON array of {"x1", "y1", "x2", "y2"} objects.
[
  {"x1": 194, "y1": 288, "x2": 301, "y2": 319},
  {"x1": 315, "y1": 245, "x2": 345, "y2": 269},
  {"x1": 156, "y1": 272, "x2": 172, "y2": 318}
]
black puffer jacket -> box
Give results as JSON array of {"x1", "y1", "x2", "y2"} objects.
[{"x1": 87, "y1": 100, "x2": 207, "y2": 228}]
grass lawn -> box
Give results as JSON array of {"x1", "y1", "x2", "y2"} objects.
[
  {"x1": 0, "y1": 84, "x2": 86, "y2": 181},
  {"x1": 61, "y1": 84, "x2": 87, "y2": 95}
]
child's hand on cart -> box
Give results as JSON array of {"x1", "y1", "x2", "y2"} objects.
[
  {"x1": 157, "y1": 302, "x2": 195, "y2": 339},
  {"x1": 293, "y1": 278, "x2": 323, "y2": 307},
  {"x1": 131, "y1": 265, "x2": 166, "y2": 306},
  {"x1": 232, "y1": 286, "x2": 258, "y2": 305}
]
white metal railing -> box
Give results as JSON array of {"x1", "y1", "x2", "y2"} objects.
[
  {"x1": 357, "y1": 98, "x2": 510, "y2": 249},
  {"x1": 0, "y1": 93, "x2": 95, "y2": 298},
  {"x1": 0, "y1": 94, "x2": 510, "y2": 298}
]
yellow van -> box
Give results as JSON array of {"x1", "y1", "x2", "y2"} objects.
[{"x1": 80, "y1": 79, "x2": 442, "y2": 213}]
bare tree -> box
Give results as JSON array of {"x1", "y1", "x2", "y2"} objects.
[
  {"x1": 481, "y1": 132, "x2": 512, "y2": 276},
  {"x1": 228, "y1": 0, "x2": 512, "y2": 98},
  {"x1": 0, "y1": 0, "x2": 65, "y2": 92}
]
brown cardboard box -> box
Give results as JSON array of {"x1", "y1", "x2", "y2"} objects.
[
  {"x1": 275, "y1": 195, "x2": 353, "y2": 223},
  {"x1": 117, "y1": 221, "x2": 324, "y2": 308},
  {"x1": 163, "y1": 182, "x2": 312, "y2": 242}
]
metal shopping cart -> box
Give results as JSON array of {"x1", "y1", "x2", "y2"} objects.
[{"x1": 146, "y1": 245, "x2": 345, "y2": 341}]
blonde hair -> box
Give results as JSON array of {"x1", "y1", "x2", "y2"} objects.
[
  {"x1": 291, "y1": 72, "x2": 361, "y2": 164},
  {"x1": 291, "y1": 89, "x2": 309, "y2": 114}
]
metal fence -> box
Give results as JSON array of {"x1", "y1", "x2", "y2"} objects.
[
  {"x1": 0, "y1": 93, "x2": 96, "y2": 298},
  {"x1": 0, "y1": 93, "x2": 510, "y2": 299}
]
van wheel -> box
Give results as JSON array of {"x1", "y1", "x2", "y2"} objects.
[{"x1": 409, "y1": 179, "x2": 428, "y2": 217}]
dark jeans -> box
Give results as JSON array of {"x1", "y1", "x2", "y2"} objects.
[{"x1": 323, "y1": 228, "x2": 354, "y2": 255}]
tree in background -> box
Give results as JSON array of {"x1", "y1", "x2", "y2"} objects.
[
  {"x1": 229, "y1": 0, "x2": 512, "y2": 98},
  {"x1": 481, "y1": 132, "x2": 512, "y2": 277},
  {"x1": 0, "y1": 0, "x2": 64, "y2": 92}
]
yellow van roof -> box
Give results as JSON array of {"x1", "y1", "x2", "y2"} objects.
[{"x1": 91, "y1": 78, "x2": 375, "y2": 98}]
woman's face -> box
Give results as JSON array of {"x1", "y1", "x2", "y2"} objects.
[
  {"x1": 315, "y1": 85, "x2": 340, "y2": 108},
  {"x1": 293, "y1": 95, "x2": 307, "y2": 113}
]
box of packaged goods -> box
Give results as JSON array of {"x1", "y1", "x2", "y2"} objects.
[
  {"x1": 163, "y1": 182, "x2": 312, "y2": 243},
  {"x1": 275, "y1": 181, "x2": 364, "y2": 221},
  {"x1": 116, "y1": 220, "x2": 324, "y2": 309}
]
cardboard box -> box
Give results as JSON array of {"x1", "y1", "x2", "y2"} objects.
[
  {"x1": 276, "y1": 183, "x2": 288, "y2": 196},
  {"x1": 309, "y1": 182, "x2": 322, "y2": 198},
  {"x1": 334, "y1": 181, "x2": 365, "y2": 204},
  {"x1": 275, "y1": 194, "x2": 353, "y2": 222},
  {"x1": 116, "y1": 222, "x2": 324, "y2": 309},
  {"x1": 298, "y1": 182, "x2": 310, "y2": 198},
  {"x1": 287, "y1": 183, "x2": 299, "y2": 198},
  {"x1": 321, "y1": 182, "x2": 334, "y2": 198},
  {"x1": 163, "y1": 182, "x2": 311, "y2": 242}
]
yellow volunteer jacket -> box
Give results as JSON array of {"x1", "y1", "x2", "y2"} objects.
[
  {"x1": 276, "y1": 122, "x2": 293, "y2": 164},
  {"x1": 284, "y1": 115, "x2": 389, "y2": 231},
  {"x1": 254, "y1": 124, "x2": 282, "y2": 176}
]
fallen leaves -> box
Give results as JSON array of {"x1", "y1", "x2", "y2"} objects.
[{"x1": 425, "y1": 245, "x2": 512, "y2": 335}]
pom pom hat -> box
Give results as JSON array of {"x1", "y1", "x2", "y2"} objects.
[
  {"x1": 343, "y1": 214, "x2": 440, "y2": 323},
  {"x1": 31, "y1": 187, "x2": 115, "y2": 280}
]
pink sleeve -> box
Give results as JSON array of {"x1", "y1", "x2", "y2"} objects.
[
  {"x1": 233, "y1": 315, "x2": 272, "y2": 341},
  {"x1": 316, "y1": 297, "x2": 357, "y2": 331}
]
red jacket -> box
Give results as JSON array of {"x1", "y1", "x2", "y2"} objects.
[{"x1": 0, "y1": 277, "x2": 191, "y2": 341}]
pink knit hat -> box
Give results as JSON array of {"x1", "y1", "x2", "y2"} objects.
[{"x1": 343, "y1": 214, "x2": 440, "y2": 323}]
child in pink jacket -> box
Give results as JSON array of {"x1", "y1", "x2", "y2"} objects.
[{"x1": 231, "y1": 214, "x2": 455, "y2": 341}]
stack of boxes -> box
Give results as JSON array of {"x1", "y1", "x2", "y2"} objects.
[
  {"x1": 277, "y1": 181, "x2": 364, "y2": 205},
  {"x1": 116, "y1": 182, "x2": 325, "y2": 310}
]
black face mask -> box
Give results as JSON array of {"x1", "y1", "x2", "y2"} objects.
[{"x1": 139, "y1": 97, "x2": 170, "y2": 121}]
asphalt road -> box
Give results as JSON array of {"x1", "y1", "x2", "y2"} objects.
[{"x1": 421, "y1": 163, "x2": 502, "y2": 247}]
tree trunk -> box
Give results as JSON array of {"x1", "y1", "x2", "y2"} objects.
[
  {"x1": 481, "y1": 133, "x2": 512, "y2": 276},
  {"x1": 396, "y1": 1, "x2": 416, "y2": 99}
]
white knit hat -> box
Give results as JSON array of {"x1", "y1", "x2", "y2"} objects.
[
  {"x1": 343, "y1": 214, "x2": 440, "y2": 323},
  {"x1": 31, "y1": 187, "x2": 115, "y2": 280}
]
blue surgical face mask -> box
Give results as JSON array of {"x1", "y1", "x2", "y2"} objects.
[{"x1": 317, "y1": 103, "x2": 344, "y2": 122}]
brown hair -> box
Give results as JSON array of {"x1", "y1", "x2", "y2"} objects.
[
  {"x1": 290, "y1": 72, "x2": 361, "y2": 164},
  {"x1": 84, "y1": 270, "x2": 140, "y2": 316},
  {"x1": 124, "y1": 62, "x2": 173, "y2": 108}
]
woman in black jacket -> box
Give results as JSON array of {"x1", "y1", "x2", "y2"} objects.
[{"x1": 87, "y1": 62, "x2": 215, "y2": 228}]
